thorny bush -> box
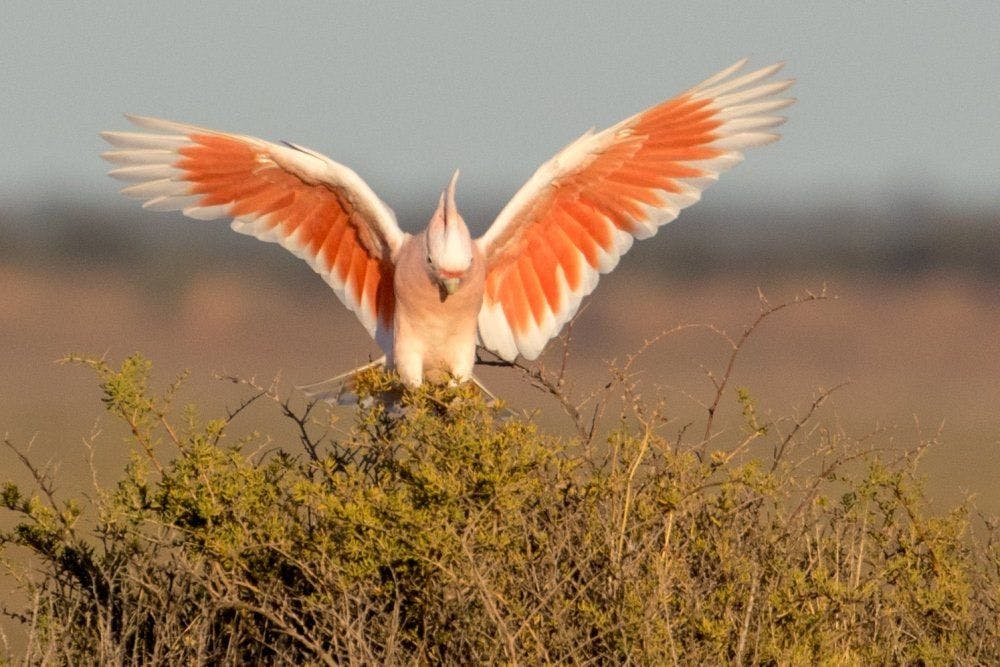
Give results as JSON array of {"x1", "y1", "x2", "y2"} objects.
[{"x1": 2, "y1": 293, "x2": 998, "y2": 665}]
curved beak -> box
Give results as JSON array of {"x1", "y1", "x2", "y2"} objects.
[{"x1": 441, "y1": 276, "x2": 461, "y2": 295}]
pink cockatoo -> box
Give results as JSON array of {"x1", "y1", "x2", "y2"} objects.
[{"x1": 102, "y1": 59, "x2": 793, "y2": 389}]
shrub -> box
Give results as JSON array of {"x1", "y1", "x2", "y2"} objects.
[{"x1": 2, "y1": 321, "x2": 998, "y2": 664}]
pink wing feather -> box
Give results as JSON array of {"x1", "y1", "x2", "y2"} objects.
[
  {"x1": 101, "y1": 116, "x2": 404, "y2": 352},
  {"x1": 476, "y1": 59, "x2": 795, "y2": 360}
]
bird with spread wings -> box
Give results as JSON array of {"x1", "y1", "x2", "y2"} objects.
[{"x1": 102, "y1": 59, "x2": 794, "y2": 390}]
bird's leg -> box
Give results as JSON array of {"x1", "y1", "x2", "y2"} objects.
[
  {"x1": 448, "y1": 337, "x2": 477, "y2": 385},
  {"x1": 394, "y1": 343, "x2": 424, "y2": 389}
]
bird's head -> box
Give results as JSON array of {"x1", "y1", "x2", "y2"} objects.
[{"x1": 425, "y1": 170, "x2": 473, "y2": 296}]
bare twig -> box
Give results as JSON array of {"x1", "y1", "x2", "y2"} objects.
[
  {"x1": 3, "y1": 436, "x2": 73, "y2": 533},
  {"x1": 700, "y1": 287, "x2": 830, "y2": 455},
  {"x1": 770, "y1": 382, "x2": 850, "y2": 472},
  {"x1": 216, "y1": 372, "x2": 331, "y2": 462}
]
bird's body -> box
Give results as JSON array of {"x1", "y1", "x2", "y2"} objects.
[
  {"x1": 393, "y1": 225, "x2": 486, "y2": 386},
  {"x1": 102, "y1": 59, "x2": 794, "y2": 388}
]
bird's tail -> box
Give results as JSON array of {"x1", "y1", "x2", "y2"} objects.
[
  {"x1": 467, "y1": 373, "x2": 499, "y2": 403},
  {"x1": 295, "y1": 356, "x2": 389, "y2": 405},
  {"x1": 296, "y1": 356, "x2": 500, "y2": 407}
]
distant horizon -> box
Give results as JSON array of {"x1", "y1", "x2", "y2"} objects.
[
  {"x1": 4, "y1": 181, "x2": 998, "y2": 230},
  {"x1": 5, "y1": 194, "x2": 998, "y2": 285}
]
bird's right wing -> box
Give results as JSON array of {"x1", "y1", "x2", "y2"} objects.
[
  {"x1": 475, "y1": 59, "x2": 794, "y2": 361},
  {"x1": 101, "y1": 115, "x2": 404, "y2": 352}
]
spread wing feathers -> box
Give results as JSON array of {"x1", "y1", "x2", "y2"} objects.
[
  {"x1": 101, "y1": 115, "x2": 405, "y2": 351},
  {"x1": 476, "y1": 59, "x2": 794, "y2": 361}
]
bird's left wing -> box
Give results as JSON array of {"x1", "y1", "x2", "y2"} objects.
[
  {"x1": 101, "y1": 115, "x2": 405, "y2": 352},
  {"x1": 476, "y1": 59, "x2": 794, "y2": 361}
]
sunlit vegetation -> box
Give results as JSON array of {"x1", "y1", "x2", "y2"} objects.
[{"x1": 2, "y1": 296, "x2": 997, "y2": 664}]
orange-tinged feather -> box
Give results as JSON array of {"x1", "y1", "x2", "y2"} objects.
[
  {"x1": 640, "y1": 132, "x2": 717, "y2": 150},
  {"x1": 297, "y1": 207, "x2": 328, "y2": 260},
  {"x1": 485, "y1": 267, "x2": 504, "y2": 301},
  {"x1": 341, "y1": 241, "x2": 360, "y2": 294},
  {"x1": 230, "y1": 187, "x2": 295, "y2": 218},
  {"x1": 501, "y1": 268, "x2": 530, "y2": 334},
  {"x1": 298, "y1": 195, "x2": 334, "y2": 254},
  {"x1": 633, "y1": 162, "x2": 705, "y2": 180},
  {"x1": 585, "y1": 142, "x2": 640, "y2": 178},
  {"x1": 605, "y1": 166, "x2": 678, "y2": 189},
  {"x1": 559, "y1": 199, "x2": 614, "y2": 249},
  {"x1": 353, "y1": 245, "x2": 370, "y2": 296},
  {"x1": 319, "y1": 207, "x2": 349, "y2": 269},
  {"x1": 278, "y1": 195, "x2": 317, "y2": 244},
  {"x1": 637, "y1": 96, "x2": 714, "y2": 127},
  {"x1": 187, "y1": 169, "x2": 260, "y2": 185},
  {"x1": 332, "y1": 224, "x2": 358, "y2": 284},
  {"x1": 638, "y1": 146, "x2": 722, "y2": 161},
  {"x1": 193, "y1": 178, "x2": 269, "y2": 207},
  {"x1": 527, "y1": 236, "x2": 564, "y2": 313},
  {"x1": 552, "y1": 206, "x2": 603, "y2": 268},
  {"x1": 344, "y1": 247, "x2": 359, "y2": 301},
  {"x1": 496, "y1": 275, "x2": 517, "y2": 329},
  {"x1": 232, "y1": 184, "x2": 290, "y2": 216},
  {"x1": 602, "y1": 180, "x2": 664, "y2": 207},
  {"x1": 362, "y1": 257, "x2": 381, "y2": 314},
  {"x1": 178, "y1": 143, "x2": 254, "y2": 162},
  {"x1": 578, "y1": 188, "x2": 644, "y2": 230},
  {"x1": 544, "y1": 224, "x2": 585, "y2": 291},
  {"x1": 517, "y1": 254, "x2": 548, "y2": 327},
  {"x1": 196, "y1": 144, "x2": 253, "y2": 162},
  {"x1": 178, "y1": 159, "x2": 253, "y2": 176},
  {"x1": 179, "y1": 143, "x2": 254, "y2": 170},
  {"x1": 635, "y1": 95, "x2": 692, "y2": 121},
  {"x1": 638, "y1": 111, "x2": 721, "y2": 137},
  {"x1": 376, "y1": 261, "x2": 394, "y2": 329},
  {"x1": 188, "y1": 133, "x2": 250, "y2": 153}
]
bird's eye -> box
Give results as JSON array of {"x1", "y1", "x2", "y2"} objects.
[{"x1": 426, "y1": 254, "x2": 433, "y2": 265}]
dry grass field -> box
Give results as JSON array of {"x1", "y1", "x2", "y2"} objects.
[{"x1": 2, "y1": 258, "x2": 998, "y2": 516}]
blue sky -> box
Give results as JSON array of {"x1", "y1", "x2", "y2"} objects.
[{"x1": 2, "y1": 1, "x2": 997, "y2": 229}]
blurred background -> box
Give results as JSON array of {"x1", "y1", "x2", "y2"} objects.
[{"x1": 2, "y1": 2, "x2": 998, "y2": 516}]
